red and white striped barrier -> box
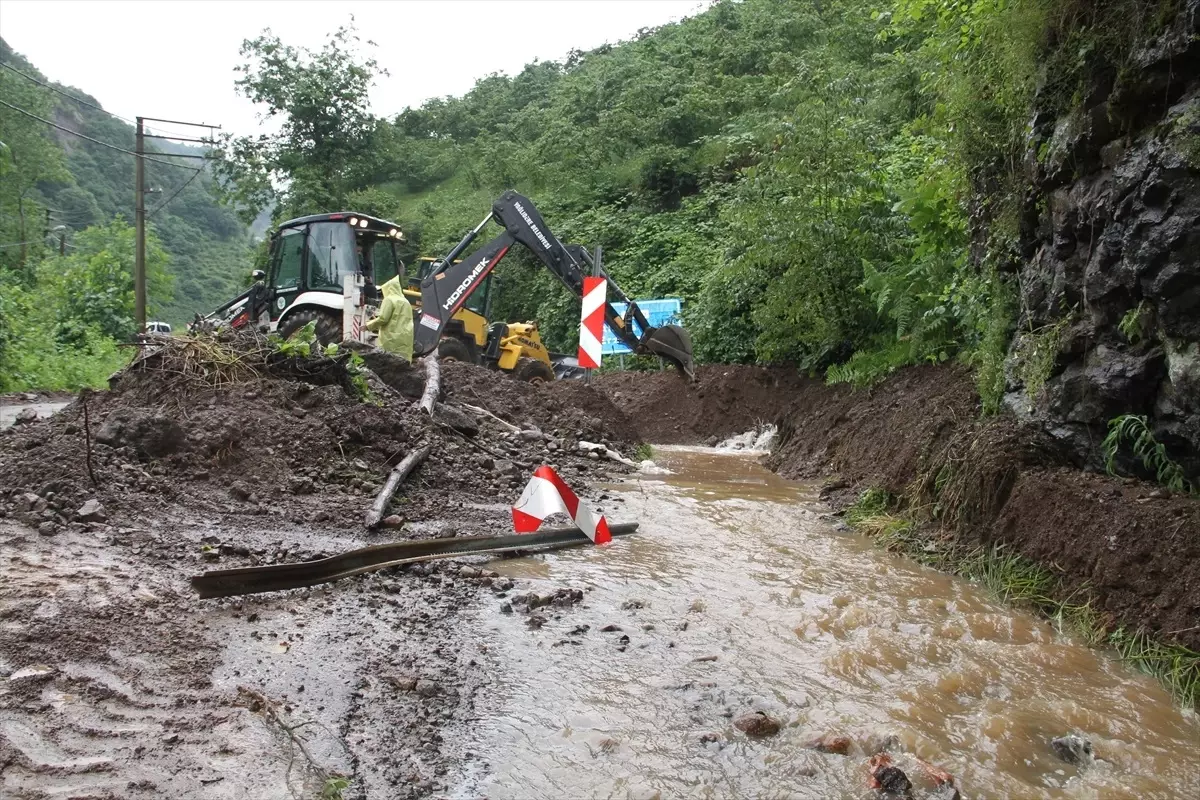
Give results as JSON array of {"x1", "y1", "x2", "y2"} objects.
[
  {"x1": 512, "y1": 465, "x2": 611, "y2": 545},
  {"x1": 577, "y1": 276, "x2": 606, "y2": 369}
]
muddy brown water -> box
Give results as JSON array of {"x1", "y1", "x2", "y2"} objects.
[{"x1": 455, "y1": 446, "x2": 1200, "y2": 799}]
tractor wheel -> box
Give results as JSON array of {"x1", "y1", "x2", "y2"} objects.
[
  {"x1": 437, "y1": 336, "x2": 474, "y2": 364},
  {"x1": 513, "y1": 357, "x2": 555, "y2": 385},
  {"x1": 278, "y1": 308, "x2": 342, "y2": 346}
]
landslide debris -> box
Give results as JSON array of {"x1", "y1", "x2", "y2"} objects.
[{"x1": 0, "y1": 334, "x2": 641, "y2": 533}]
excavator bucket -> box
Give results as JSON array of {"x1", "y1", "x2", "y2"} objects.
[{"x1": 642, "y1": 324, "x2": 696, "y2": 380}]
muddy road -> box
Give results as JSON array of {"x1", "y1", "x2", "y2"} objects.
[{"x1": 452, "y1": 446, "x2": 1200, "y2": 799}]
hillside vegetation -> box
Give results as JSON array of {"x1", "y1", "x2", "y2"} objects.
[
  {"x1": 218, "y1": 0, "x2": 1186, "y2": 415},
  {"x1": 0, "y1": 39, "x2": 251, "y2": 390}
]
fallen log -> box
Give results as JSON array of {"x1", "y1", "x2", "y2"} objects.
[
  {"x1": 461, "y1": 402, "x2": 520, "y2": 433},
  {"x1": 419, "y1": 356, "x2": 440, "y2": 415},
  {"x1": 364, "y1": 445, "x2": 432, "y2": 529}
]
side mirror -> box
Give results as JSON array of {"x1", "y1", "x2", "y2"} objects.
[{"x1": 252, "y1": 269, "x2": 266, "y2": 282}]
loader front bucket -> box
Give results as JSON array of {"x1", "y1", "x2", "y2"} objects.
[{"x1": 641, "y1": 324, "x2": 696, "y2": 380}]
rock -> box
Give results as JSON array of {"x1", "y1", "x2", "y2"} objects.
[
  {"x1": 37, "y1": 521, "x2": 58, "y2": 536},
  {"x1": 414, "y1": 679, "x2": 439, "y2": 697},
  {"x1": 20, "y1": 492, "x2": 44, "y2": 513},
  {"x1": 1050, "y1": 734, "x2": 1094, "y2": 766},
  {"x1": 692, "y1": 655, "x2": 718, "y2": 663},
  {"x1": 493, "y1": 577, "x2": 514, "y2": 591},
  {"x1": 1148, "y1": 488, "x2": 1171, "y2": 499},
  {"x1": 288, "y1": 476, "x2": 316, "y2": 495},
  {"x1": 868, "y1": 754, "x2": 912, "y2": 796},
  {"x1": 381, "y1": 515, "x2": 406, "y2": 529},
  {"x1": 95, "y1": 410, "x2": 185, "y2": 458},
  {"x1": 458, "y1": 566, "x2": 482, "y2": 579},
  {"x1": 733, "y1": 712, "x2": 781, "y2": 737},
  {"x1": 493, "y1": 459, "x2": 515, "y2": 475},
  {"x1": 228, "y1": 482, "x2": 252, "y2": 502},
  {"x1": 75, "y1": 499, "x2": 106, "y2": 522},
  {"x1": 526, "y1": 613, "x2": 548, "y2": 629},
  {"x1": 438, "y1": 526, "x2": 458, "y2": 538},
  {"x1": 518, "y1": 430, "x2": 544, "y2": 441},
  {"x1": 600, "y1": 624, "x2": 622, "y2": 632},
  {"x1": 384, "y1": 674, "x2": 419, "y2": 692},
  {"x1": 436, "y1": 405, "x2": 480, "y2": 437},
  {"x1": 587, "y1": 451, "x2": 600, "y2": 460},
  {"x1": 699, "y1": 732, "x2": 721, "y2": 744},
  {"x1": 621, "y1": 599, "x2": 645, "y2": 610},
  {"x1": 13, "y1": 407, "x2": 38, "y2": 426},
  {"x1": 805, "y1": 734, "x2": 852, "y2": 755},
  {"x1": 499, "y1": 602, "x2": 513, "y2": 614},
  {"x1": 356, "y1": 348, "x2": 425, "y2": 398}
]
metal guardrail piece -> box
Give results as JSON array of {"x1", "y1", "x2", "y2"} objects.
[{"x1": 190, "y1": 522, "x2": 639, "y2": 599}]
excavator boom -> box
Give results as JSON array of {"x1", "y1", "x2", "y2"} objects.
[{"x1": 413, "y1": 191, "x2": 696, "y2": 378}]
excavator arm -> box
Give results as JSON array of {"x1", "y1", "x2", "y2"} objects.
[{"x1": 412, "y1": 191, "x2": 695, "y2": 378}]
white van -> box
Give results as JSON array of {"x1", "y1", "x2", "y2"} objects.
[{"x1": 145, "y1": 321, "x2": 172, "y2": 335}]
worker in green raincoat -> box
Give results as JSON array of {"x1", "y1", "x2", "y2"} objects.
[{"x1": 366, "y1": 274, "x2": 414, "y2": 362}]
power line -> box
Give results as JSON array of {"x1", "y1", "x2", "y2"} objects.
[
  {"x1": 0, "y1": 61, "x2": 138, "y2": 126},
  {"x1": 148, "y1": 168, "x2": 204, "y2": 220},
  {"x1": 0, "y1": 99, "x2": 205, "y2": 171}
]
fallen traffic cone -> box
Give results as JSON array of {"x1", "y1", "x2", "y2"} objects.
[{"x1": 512, "y1": 465, "x2": 611, "y2": 545}]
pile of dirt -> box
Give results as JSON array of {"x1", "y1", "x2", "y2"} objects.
[
  {"x1": 0, "y1": 336, "x2": 638, "y2": 535},
  {"x1": 594, "y1": 365, "x2": 812, "y2": 444}
]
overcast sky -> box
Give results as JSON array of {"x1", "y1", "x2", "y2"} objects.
[{"x1": 0, "y1": 0, "x2": 706, "y2": 138}]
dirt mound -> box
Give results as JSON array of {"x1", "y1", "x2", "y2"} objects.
[
  {"x1": 594, "y1": 365, "x2": 813, "y2": 444},
  {"x1": 440, "y1": 362, "x2": 638, "y2": 446},
  {"x1": 766, "y1": 365, "x2": 981, "y2": 490},
  {"x1": 0, "y1": 338, "x2": 634, "y2": 534}
]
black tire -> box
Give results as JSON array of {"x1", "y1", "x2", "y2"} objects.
[
  {"x1": 278, "y1": 307, "x2": 342, "y2": 346},
  {"x1": 437, "y1": 336, "x2": 475, "y2": 364},
  {"x1": 513, "y1": 357, "x2": 555, "y2": 385}
]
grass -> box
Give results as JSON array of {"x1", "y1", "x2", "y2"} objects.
[{"x1": 843, "y1": 486, "x2": 1197, "y2": 705}]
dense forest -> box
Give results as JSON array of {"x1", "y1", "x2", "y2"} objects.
[
  {"x1": 0, "y1": 38, "x2": 252, "y2": 390},
  {"x1": 3, "y1": 0, "x2": 1197, "y2": 475}
]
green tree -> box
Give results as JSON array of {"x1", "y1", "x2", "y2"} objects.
[
  {"x1": 215, "y1": 21, "x2": 387, "y2": 221},
  {"x1": 38, "y1": 217, "x2": 173, "y2": 341}
]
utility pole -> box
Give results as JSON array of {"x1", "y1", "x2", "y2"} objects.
[
  {"x1": 132, "y1": 115, "x2": 219, "y2": 331},
  {"x1": 135, "y1": 116, "x2": 146, "y2": 330}
]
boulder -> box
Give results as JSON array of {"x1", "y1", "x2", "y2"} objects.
[
  {"x1": 95, "y1": 410, "x2": 185, "y2": 458},
  {"x1": 1050, "y1": 734, "x2": 1094, "y2": 766},
  {"x1": 75, "y1": 499, "x2": 107, "y2": 523},
  {"x1": 436, "y1": 405, "x2": 480, "y2": 437},
  {"x1": 13, "y1": 407, "x2": 38, "y2": 426}
]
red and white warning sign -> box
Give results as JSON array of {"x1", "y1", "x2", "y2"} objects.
[
  {"x1": 577, "y1": 276, "x2": 606, "y2": 369},
  {"x1": 512, "y1": 465, "x2": 611, "y2": 545}
]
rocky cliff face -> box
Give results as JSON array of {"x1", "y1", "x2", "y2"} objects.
[{"x1": 1012, "y1": 1, "x2": 1200, "y2": 480}]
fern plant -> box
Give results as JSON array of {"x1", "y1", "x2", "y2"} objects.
[
  {"x1": 1103, "y1": 414, "x2": 1194, "y2": 494},
  {"x1": 1117, "y1": 301, "x2": 1150, "y2": 343}
]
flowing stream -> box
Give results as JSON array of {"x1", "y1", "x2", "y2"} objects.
[{"x1": 454, "y1": 446, "x2": 1200, "y2": 799}]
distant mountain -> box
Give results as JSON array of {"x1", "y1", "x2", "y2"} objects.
[{"x1": 0, "y1": 38, "x2": 254, "y2": 324}]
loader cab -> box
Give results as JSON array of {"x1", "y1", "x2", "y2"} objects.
[{"x1": 264, "y1": 212, "x2": 405, "y2": 323}]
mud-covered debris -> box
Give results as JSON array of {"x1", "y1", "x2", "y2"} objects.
[
  {"x1": 436, "y1": 405, "x2": 479, "y2": 437},
  {"x1": 415, "y1": 678, "x2": 440, "y2": 697},
  {"x1": 1051, "y1": 734, "x2": 1094, "y2": 766},
  {"x1": 621, "y1": 598, "x2": 645, "y2": 610},
  {"x1": 699, "y1": 732, "x2": 721, "y2": 744},
  {"x1": 805, "y1": 734, "x2": 852, "y2": 755},
  {"x1": 382, "y1": 514, "x2": 406, "y2": 529},
  {"x1": 37, "y1": 520, "x2": 58, "y2": 536},
  {"x1": 868, "y1": 753, "x2": 913, "y2": 797},
  {"x1": 459, "y1": 566, "x2": 483, "y2": 579},
  {"x1": 733, "y1": 711, "x2": 781, "y2": 737},
  {"x1": 693, "y1": 655, "x2": 718, "y2": 663},
  {"x1": 95, "y1": 409, "x2": 186, "y2": 457},
  {"x1": 526, "y1": 613, "x2": 548, "y2": 628}
]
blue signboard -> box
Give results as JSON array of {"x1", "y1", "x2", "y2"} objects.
[{"x1": 600, "y1": 298, "x2": 683, "y2": 356}]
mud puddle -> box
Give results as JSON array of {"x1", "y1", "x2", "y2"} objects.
[
  {"x1": 0, "y1": 400, "x2": 70, "y2": 430},
  {"x1": 453, "y1": 447, "x2": 1200, "y2": 799}
]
